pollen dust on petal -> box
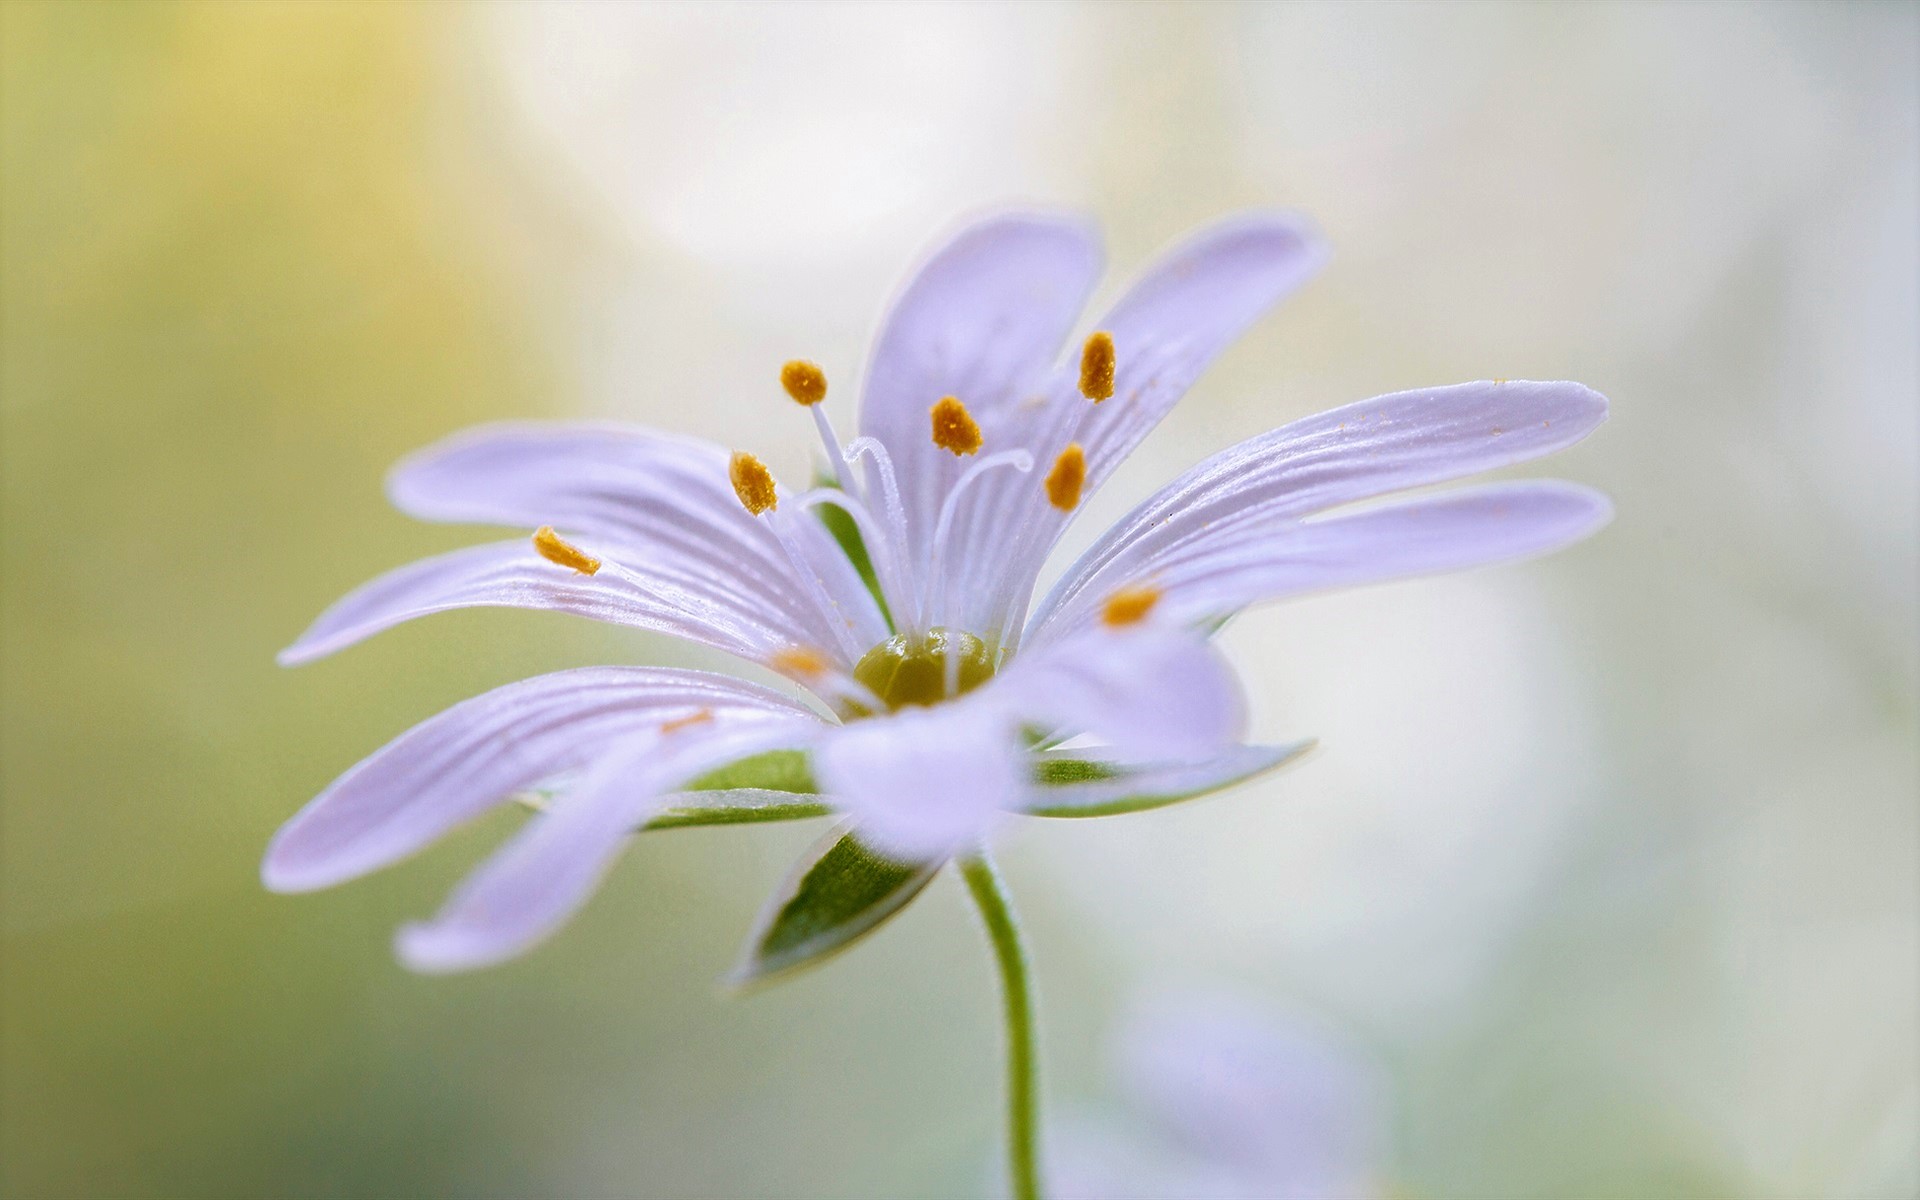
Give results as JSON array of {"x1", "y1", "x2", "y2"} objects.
[
  {"x1": 660, "y1": 708, "x2": 715, "y2": 735},
  {"x1": 1079, "y1": 331, "x2": 1115, "y2": 401},
  {"x1": 729, "y1": 451, "x2": 779, "y2": 514},
  {"x1": 1044, "y1": 443, "x2": 1086, "y2": 511},
  {"x1": 930, "y1": 396, "x2": 983, "y2": 455},
  {"x1": 780, "y1": 360, "x2": 828, "y2": 406},
  {"x1": 532, "y1": 526, "x2": 601, "y2": 575},
  {"x1": 770, "y1": 646, "x2": 829, "y2": 677},
  {"x1": 1101, "y1": 583, "x2": 1161, "y2": 627}
]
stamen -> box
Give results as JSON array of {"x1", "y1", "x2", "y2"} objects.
[
  {"x1": 1043, "y1": 443, "x2": 1086, "y2": 511},
  {"x1": 930, "y1": 396, "x2": 983, "y2": 456},
  {"x1": 532, "y1": 526, "x2": 600, "y2": 575},
  {"x1": 1079, "y1": 331, "x2": 1115, "y2": 401},
  {"x1": 729, "y1": 452, "x2": 779, "y2": 515},
  {"x1": 660, "y1": 708, "x2": 714, "y2": 735},
  {"x1": 780, "y1": 360, "x2": 828, "y2": 406},
  {"x1": 769, "y1": 646, "x2": 830, "y2": 678},
  {"x1": 1101, "y1": 583, "x2": 1161, "y2": 627},
  {"x1": 770, "y1": 645, "x2": 887, "y2": 716}
]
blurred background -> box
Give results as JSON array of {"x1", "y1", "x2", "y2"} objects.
[{"x1": 3, "y1": 2, "x2": 1914, "y2": 1197}]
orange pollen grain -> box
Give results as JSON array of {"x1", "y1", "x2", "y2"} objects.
[
  {"x1": 780, "y1": 360, "x2": 828, "y2": 406},
  {"x1": 1079, "y1": 331, "x2": 1115, "y2": 401},
  {"x1": 532, "y1": 526, "x2": 600, "y2": 575},
  {"x1": 1101, "y1": 583, "x2": 1161, "y2": 627},
  {"x1": 660, "y1": 708, "x2": 715, "y2": 735},
  {"x1": 729, "y1": 452, "x2": 779, "y2": 515},
  {"x1": 770, "y1": 646, "x2": 830, "y2": 677},
  {"x1": 1044, "y1": 443, "x2": 1086, "y2": 511},
  {"x1": 930, "y1": 396, "x2": 983, "y2": 456}
]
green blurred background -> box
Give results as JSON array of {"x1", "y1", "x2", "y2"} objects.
[{"x1": 3, "y1": 3, "x2": 1914, "y2": 1197}]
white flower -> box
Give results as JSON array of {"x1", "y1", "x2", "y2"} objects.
[{"x1": 266, "y1": 211, "x2": 1610, "y2": 973}]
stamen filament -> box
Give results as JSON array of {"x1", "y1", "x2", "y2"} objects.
[
  {"x1": 926, "y1": 449, "x2": 1033, "y2": 629},
  {"x1": 793, "y1": 486, "x2": 911, "y2": 633}
]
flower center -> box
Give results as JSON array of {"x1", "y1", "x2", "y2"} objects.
[{"x1": 852, "y1": 628, "x2": 996, "y2": 710}]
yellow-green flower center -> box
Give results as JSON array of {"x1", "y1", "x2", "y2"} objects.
[{"x1": 852, "y1": 628, "x2": 996, "y2": 711}]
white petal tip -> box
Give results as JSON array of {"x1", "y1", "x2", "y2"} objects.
[
  {"x1": 260, "y1": 853, "x2": 328, "y2": 894},
  {"x1": 393, "y1": 923, "x2": 503, "y2": 975}
]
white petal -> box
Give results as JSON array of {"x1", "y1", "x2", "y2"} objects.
[
  {"x1": 278, "y1": 541, "x2": 830, "y2": 671},
  {"x1": 813, "y1": 703, "x2": 1026, "y2": 862},
  {"x1": 955, "y1": 212, "x2": 1329, "y2": 638},
  {"x1": 386, "y1": 422, "x2": 888, "y2": 655},
  {"x1": 262, "y1": 668, "x2": 816, "y2": 893},
  {"x1": 1063, "y1": 482, "x2": 1613, "y2": 641},
  {"x1": 1030, "y1": 379, "x2": 1609, "y2": 644},
  {"x1": 856, "y1": 212, "x2": 1104, "y2": 597},
  {"x1": 996, "y1": 626, "x2": 1248, "y2": 760},
  {"x1": 395, "y1": 718, "x2": 819, "y2": 973}
]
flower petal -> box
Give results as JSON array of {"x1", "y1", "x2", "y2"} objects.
[
  {"x1": 394, "y1": 717, "x2": 819, "y2": 973},
  {"x1": 813, "y1": 702, "x2": 1026, "y2": 862},
  {"x1": 262, "y1": 668, "x2": 817, "y2": 893},
  {"x1": 386, "y1": 422, "x2": 887, "y2": 656},
  {"x1": 857, "y1": 212, "x2": 1104, "y2": 580},
  {"x1": 953, "y1": 212, "x2": 1329, "y2": 638},
  {"x1": 1068, "y1": 211, "x2": 1330, "y2": 487},
  {"x1": 277, "y1": 541, "x2": 822, "y2": 670},
  {"x1": 996, "y1": 625, "x2": 1249, "y2": 760},
  {"x1": 1070, "y1": 482, "x2": 1613, "y2": 640},
  {"x1": 1029, "y1": 379, "x2": 1609, "y2": 644}
]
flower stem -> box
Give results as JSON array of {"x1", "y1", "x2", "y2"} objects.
[{"x1": 959, "y1": 851, "x2": 1043, "y2": 1200}]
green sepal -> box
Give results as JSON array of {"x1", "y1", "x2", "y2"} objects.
[
  {"x1": 683, "y1": 748, "x2": 817, "y2": 795},
  {"x1": 1024, "y1": 739, "x2": 1317, "y2": 819},
  {"x1": 513, "y1": 749, "x2": 827, "y2": 830},
  {"x1": 727, "y1": 823, "x2": 938, "y2": 990}
]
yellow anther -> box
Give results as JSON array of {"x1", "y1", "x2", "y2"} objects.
[
  {"x1": 532, "y1": 526, "x2": 600, "y2": 575},
  {"x1": 930, "y1": 396, "x2": 983, "y2": 456},
  {"x1": 729, "y1": 451, "x2": 779, "y2": 515},
  {"x1": 1044, "y1": 443, "x2": 1086, "y2": 511},
  {"x1": 1101, "y1": 583, "x2": 1161, "y2": 627},
  {"x1": 660, "y1": 708, "x2": 714, "y2": 735},
  {"x1": 770, "y1": 646, "x2": 830, "y2": 677},
  {"x1": 1079, "y1": 331, "x2": 1115, "y2": 401},
  {"x1": 780, "y1": 360, "x2": 828, "y2": 406}
]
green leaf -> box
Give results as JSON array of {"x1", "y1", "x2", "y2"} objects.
[
  {"x1": 1025, "y1": 740, "x2": 1317, "y2": 819},
  {"x1": 728, "y1": 823, "x2": 938, "y2": 989}
]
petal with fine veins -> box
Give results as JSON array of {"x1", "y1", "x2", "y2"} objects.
[
  {"x1": 1028, "y1": 380, "x2": 1609, "y2": 644},
  {"x1": 278, "y1": 541, "x2": 823, "y2": 670},
  {"x1": 1063, "y1": 482, "x2": 1613, "y2": 641},
  {"x1": 262, "y1": 668, "x2": 818, "y2": 893},
  {"x1": 386, "y1": 423, "x2": 887, "y2": 654},
  {"x1": 858, "y1": 212, "x2": 1104, "y2": 580},
  {"x1": 955, "y1": 212, "x2": 1329, "y2": 638},
  {"x1": 394, "y1": 718, "x2": 820, "y2": 973}
]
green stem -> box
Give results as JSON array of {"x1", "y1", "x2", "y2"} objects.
[{"x1": 959, "y1": 852, "x2": 1043, "y2": 1200}]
